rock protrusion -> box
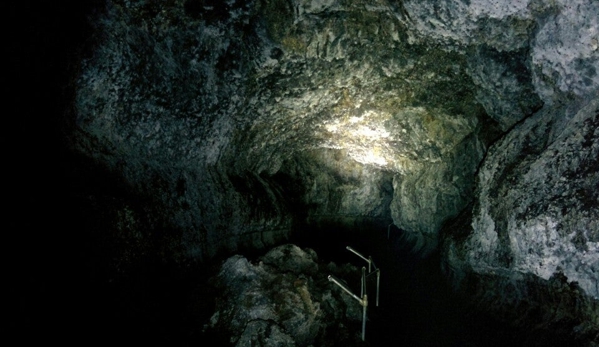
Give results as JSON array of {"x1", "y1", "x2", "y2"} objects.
[{"x1": 206, "y1": 244, "x2": 366, "y2": 347}]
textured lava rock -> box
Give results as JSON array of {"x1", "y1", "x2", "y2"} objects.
[
  {"x1": 466, "y1": 45, "x2": 543, "y2": 130},
  {"x1": 399, "y1": 0, "x2": 599, "y2": 342},
  {"x1": 441, "y1": 94, "x2": 599, "y2": 344},
  {"x1": 70, "y1": 0, "x2": 492, "y2": 263},
  {"x1": 400, "y1": 0, "x2": 599, "y2": 107},
  {"x1": 59, "y1": 0, "x2": 599, "y2": 344},
  {"x1": 206, "y1": 244, "x2": 365, "y2": 346}
]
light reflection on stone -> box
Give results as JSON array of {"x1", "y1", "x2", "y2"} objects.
[{"x1": 320, "y1": 110, "x2": 394, "y2": 167}]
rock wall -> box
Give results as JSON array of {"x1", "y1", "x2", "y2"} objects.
[
  {"x1": 70, "y1": 0, "x2": 492, "y2": 264},
  {"x1": 206, "y1": 244, "x2": 364, "y2": 346},
  {"x1": 58, "y1": 0, "x2": 599, "y2": 342},
  {"x1": 400, "y1": 0, "x2": 599, "y2": 106},
  {"x1": 444, "y1": 95, "x2": 599, "y2": 297},
  {"x1": 486, "y1": 98, "x2": 595, "y2": 297},
  {"x1": 400, "y1": 0, "x2": 599, "y2": 341}
]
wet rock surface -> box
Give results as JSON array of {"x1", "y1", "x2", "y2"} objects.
[{"x1": 205, "y1": 244, "x2": 365, "y2": 346}]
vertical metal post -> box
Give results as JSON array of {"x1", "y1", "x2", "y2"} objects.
[
  {"x1": 361, "y1": 267, "x2": 366, "y2": 298},
  {"x1": 376, "y1": 270, "x2": 380, "y2": 307},
  {"x1": 328, "y1": 275, "x2": 369, "y2": 341},
  {"x1": 362, "y1": 294, "x2": 368, "y2": 341},
  {"x1": 335, "y1": 246, "x2": 382, "y2": 341},
  {"x1": 361, "y1": 267, "x2": 368, "y2": 341}
]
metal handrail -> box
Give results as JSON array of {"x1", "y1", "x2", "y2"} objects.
[
  {"x1": 328, "y1": 274, "x2": 368, "y2": 341},
  {"x1": 328, "y1": 246, "x2": 382, "y2": 341},
  {"x1": 346, "y1": 246, "x2": 380, "y2": 307},
  {"x1": 328, "y1": 274, "x2": 364, "y2": 304},
  {"x1": 365, "y1": 268, "x2": 381, "y2": 307},
  {"x1": 347, "y1": 246, "x2": 378, "y2": 271}
]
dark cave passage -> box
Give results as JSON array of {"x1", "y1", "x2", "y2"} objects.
[
  {"x1": 53, "y1": 223, "x2": 535, "y2": 347},
  {"x1": 18, "y1": 147, "x2": 592, "y2": 347},
  {"x1": 290, "y1": 224, "x2": 526, "y2": 347},
  {"x1": 44, "y1": 216, "x2": 529, "y2": 347},
  {"x1": 18, "y1": 145, "x2": 595, "y2": 347},
  {"x1": 12, "y1": 0, "x2": 599, "y2": 346}
]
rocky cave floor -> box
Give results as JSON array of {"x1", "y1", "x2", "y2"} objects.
[{"x1": 37, "y1": 226, "x2": 588, "y2": 347}]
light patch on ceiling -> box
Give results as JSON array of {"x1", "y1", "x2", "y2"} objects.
[
  {"x1": 319, "y1": 110, "x2": 395, "y2": 168},
  {"x1": 353, "y1": 146, "x2": 388, "y2": 166}
]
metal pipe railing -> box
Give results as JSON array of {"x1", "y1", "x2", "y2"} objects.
[
  {"x1": 328, "y1": 274, "x2": 368, "y2": 341},
  {"x1": 328, "y1": 246, "x2": 382, "y2": 341},
  {"x1": 361, "y1": 294, "x2": 368, "y2": 341},
  {"x1": 328, "y1": 274, "x2": 364, "y2": 303},
  {"x1": 346, "y1": 246, "x2": 380, "y2": 307},
  {"x1": 347, "y1": 246, "x2": 371, "y2": 270},
  {"x1": 376, "y1": 269, "x2": 380, "y2": 307},
  {"x1": 364, "y1": 268, "x2": 381, "y2": 307}
]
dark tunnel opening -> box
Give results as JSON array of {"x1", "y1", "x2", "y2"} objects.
[
  {"x1": 288, "y1": 223, "x2": 527, "y2": 347},
  {"x1": 18, "y1": 141, "x2": 593, "y2": 347},
  {"x1": 26, "y1": 150, "x2": 545, "y2": 346},
  {"x1": 34, "y1": 204, "x2": 558, "y2": 347},
  {"x1": 70, "y1": 224, "x2": 582, "y2": 347}
]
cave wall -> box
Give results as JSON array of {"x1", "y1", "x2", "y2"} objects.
[
  {"x1": 400, "y1": 0, "x2": 599, "y2": 107},
  {"x1": 396, "y1": 0, "x2": 599, "y2": 295},
  {"x1": 397, "y1": 0, "x2": 599, "y2": 341},
  {"x1": 63, "y1": 0, "x2": 599, "y2": 341},
  {"x1": 71, "y1": 0, "x2": 492, "y2": 264},
  {"x1": 438, "y1": 96, "x2": 599, "y2": 343},
  {"x1": 444, "y1": 93, "x2": 598, "y2": 294},
  {"x1": 72, "y1": 0, "x2": 296, "y2": 262}
]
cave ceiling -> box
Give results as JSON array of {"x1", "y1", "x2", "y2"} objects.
[{"x1": 70, "y1": 0, "x2": 598, "y2": 268}]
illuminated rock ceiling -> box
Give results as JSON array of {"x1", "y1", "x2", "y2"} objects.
[{"x1": 70, "y1": 0, "x2": 598, "y2": 307}]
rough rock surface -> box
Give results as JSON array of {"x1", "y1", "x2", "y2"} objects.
[
  {"x1": 63, "y1": 1, "x2": 599, "y2": 344},
  {"x1": 397, "y1": 0, "x2": 599, "y2": 342},
  {"x1": 12, "y1": 0, "x2": 599, "y2": 346},
  {"x1": 400, "y1": 0, "x2": 599, "y2": 106},
  {"x1": 70, "y1": 0, "x2": 493, "y2": 262},
  {"x1": 441, "y1": 95, "x2": 599, "y2": 343},
  {"x1": 206, "y1": 244, "x2": 365, "y2": 346}
]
